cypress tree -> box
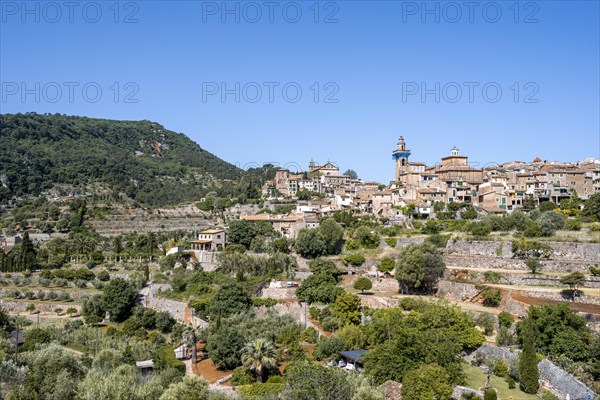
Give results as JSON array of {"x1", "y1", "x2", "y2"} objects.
[
  {"x1": 519, "y1": 319, "x2": 540, "y2": 394},
  {"x1": 19, "y1": 232, "x2": 37, "y2": 271}
]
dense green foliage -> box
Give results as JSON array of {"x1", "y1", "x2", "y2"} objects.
[
  {"x1": 363, "y1": 302, "x2": 484, "y2": 385},
  {"x1": 401, "y1": 364, "x2": 453, "y2": 400},
  {"x1": 281, "y1": 362, "x2": 353, "y2": 400},
  {"x1": 0, "y1": 113, "x2": 244, "y2": 206},
  {"x1": 518, "y1": 320, "x2": 539, "y2": 394},
  {"x1": 395, "y1": 243, "x2": 445, "y2": 294},
  {"x1": 353, "y1": 277, "x2": 372, "y2": 293},
  {"x1": 102, "y1": 278, "x2": 138, "y2": 322}
]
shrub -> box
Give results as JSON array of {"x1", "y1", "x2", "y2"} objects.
[
  {"x1": 384, "y1": 238, "x2": 397, "y2": 248},
  {"x1": 344, "y1": 240, "x2": 360, "y2": 251},
  {"x1": 75, "y1": 279, "x2": 88, "y2": 288},
  {"x1": 482, "y1": 288, "x2": 502, "y2": 307},
  {"x1": 231, "y1": 366, "x2": 254, "y2": 385},
  {"x1": 589, "y1": 265, "x2": 600, "y2": 277},
  {"x1": 378, "y1": 258, "x2": 395, "y2": 273},
  {"x1": 469, "y1": 222, "x2": 492, "y2": 236},
  {"x1": 237, "y1": 383, "x2": 285, "y2": 399},
  {"x1": 156, "y1": 345, "x2": 186, "y2": 376},
  {"x1": 321, "y1": 316, "x2": 340, "y2": 332},
  {"x1": 507, "y1": 378, "x2": 516, "y2": 389},
  {"x1": 251, "y1": 298, "x2": 278, "y2": 307},
  {"x1": 96, "y1": 270, "x2": 110, "y2": 281},
  {"x1": 313, "y1": 336, "x2": 346, "y2": 361},
  {"x1": 300, "y1": 327, "x2": 319, "y2": 344},
  {"x1": 424, "y1": 234, "x2": 451, "y2": 248},
  {"x1": 483, "y1": 388, "x2": 497, "y2": 400},
  {"x1": 497, "y1": 311, "x2": 514, "y2": 328},
  {"x1": 564, "y1": 219, "x2": 582, "y2": 231},
  {"x1": 340, "y1": 254, "x2": 365, "y2": 267},
  {"x1": 494, "y1": 359, "x2": 508, "y2": 378},
  {"x1": 483, "y1": 271, "x2": 501, "y2": 283},
  {"x1": 421, "y1": 220, "x2": 443, "y2": 234}
]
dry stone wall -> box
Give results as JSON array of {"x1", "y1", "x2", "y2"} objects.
[
  {"x1": 142, "y1": 283, "x2": 187, "y2": 322},
  {"x1": 445, "y1": 240, "x2": 600, "y2": 273}
]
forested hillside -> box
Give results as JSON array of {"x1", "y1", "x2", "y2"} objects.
[{"x1": 0, "y1": 113, "x2": 246, "y2": 206}]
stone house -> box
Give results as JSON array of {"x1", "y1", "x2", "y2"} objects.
[{"x1": 190, "y1": 228, "x2": 227, "y2": 251}]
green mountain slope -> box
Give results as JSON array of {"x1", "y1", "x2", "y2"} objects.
[{"x1": 0, "y1": 113, "x2": 244, "y2": 206}]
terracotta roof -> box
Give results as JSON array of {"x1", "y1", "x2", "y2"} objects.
[{"x1": 199, "y1": 229, "x2": 224, "y2": 234}]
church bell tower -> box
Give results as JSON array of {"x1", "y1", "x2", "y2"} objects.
[{"x1": 392, "y1": 136, "x2": 411, "y2": 182}]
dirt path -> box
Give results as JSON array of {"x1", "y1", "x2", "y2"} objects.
[
  {"x1": 486, "y1": 283, "x2": 600, "y2": 297},
  {"x1": 512, "y1": 294, "x2": 600, "y2": 315}
]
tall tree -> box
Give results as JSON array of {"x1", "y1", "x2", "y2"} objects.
[
  {"x1": 102, "y1": 278, "x2": 137, "y2": 322},
  {"x1": 519, "y1": 320, "x2": 539, "y2": 394},
  {"x1": 395, "y1": 243, "x2": 445, "y2": 294},
  {"x1": 18, "y1": 231, "x2": 37, "y2": 270},
  {"x1": 318, "y1": 218, "x2": 344, "y2": 255}
]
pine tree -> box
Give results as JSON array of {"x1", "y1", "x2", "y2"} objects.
[{"x1": 519, "y1": 320, "x2": 539, "y2": 394}]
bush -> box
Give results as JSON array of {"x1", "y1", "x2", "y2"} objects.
[
  {"x1": 96, "y1": 270, "x2": 110, "y2": 281},
  {"x1": 384, "y1": 238, "x2": 397, "y2": 248},
  {"x1": 251, "y1": 298, "x2": 278, "y2": 307},
  {"x1": 497, "y1": 311, "x2": 514, "y2": 328},
  {"x1": 483, "y1": 271, "x2": 501, "y2": 283},
  {"x1": 590, "y1": 265, "x2": 600, "y2": 277},
  {"x1": 494, "y1": 360, "x2": 508, "y2": 378},
  {"x1": 156, "y1": 345, "x2": 186, "y2": 375},
  {"x1": 231, "y1": 366, "x2": 254, "y2": 385},
  {"x1": 421, "y1": 220, "x2": 443, "y2": 234},
  {"x1": 482, "y1": 288, "x2": 502, "y2": 307},
  {"x1": 507, "y1": 378, "x2": 516, "y2": 389},
  {"x1": 300, "y1": 327, "x2": 319, "y2": 344},
  {"x1": 237, "y1": 383, "x2": 285, "y2": 399},
  {"x1": 483, "y1": 388, "x2": 497, "y2": 400},
  {"x1": 340, "y1": 254, "x2": 365, "y2": 267},
  {"x1": 565, "y1": 219, "x2": 582, "y2": 231},
  {"x1": 313, "y1": 336, "x2": 346, "y2": 361},
  {"x1": 321, "y1": 316, "x2": 340, "y2": 332},
  {"x1": 469, "y1": 222, "x2": 492, "y2": 236},
  {"x1": 424, "y1": 234, "x2": 451, "y2": 248}
]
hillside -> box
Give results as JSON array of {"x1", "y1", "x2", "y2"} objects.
[{"x1": 0, "y1": 113, "x2": 244, "y2": 206}]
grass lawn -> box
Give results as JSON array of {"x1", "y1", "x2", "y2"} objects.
[{"x1": 463, "y1": 363, "x2": 538, "y2": 400}]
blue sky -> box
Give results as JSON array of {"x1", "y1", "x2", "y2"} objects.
[{"x1": 1, "y1": 0, "x2": 599, "y2": 183}]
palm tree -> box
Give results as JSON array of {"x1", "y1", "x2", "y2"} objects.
[
  {"x1": 183, "y1": 322, "x2": 203, "y2": 364},
  {"x1": 241, "y1": 338, "x2": 277, "y2": 383}
]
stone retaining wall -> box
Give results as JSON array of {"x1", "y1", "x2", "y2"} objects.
[
  {"x1": 437, "y1": 280, "x2": 481, "y2": 303},
  {"x1": 0, "y1": 300, "x2": 81, "y2": 313},
  {"x1": 143, "y1": 283, "x2": 187, "y2": 321},
  {"x1": 445, "y1": 240, "x2": 600, "y2": 273},
  {"x1": 515, "y1": 290, "x2": 600, "y2": 307},
  {"x1": 261, "y1": 288, "x2": 298, "y2": 300},
  {"x1": 501, "y1": 275, "x2": 600, "y2": 289}
]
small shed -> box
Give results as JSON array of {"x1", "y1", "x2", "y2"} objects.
[
  {"x1": 135, "y1": 359, "x2": 154, "y2": 374},
  {"x1": 174, "y1": 343, "x2": 190, "y2": 360},
  {"x1": 340, "y1": 350, "x2": 367, "y2": 367}
]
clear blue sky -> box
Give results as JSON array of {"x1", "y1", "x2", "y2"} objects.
[{"x1": 1, "y1": 0, "x2": 599, "y2": 183}]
